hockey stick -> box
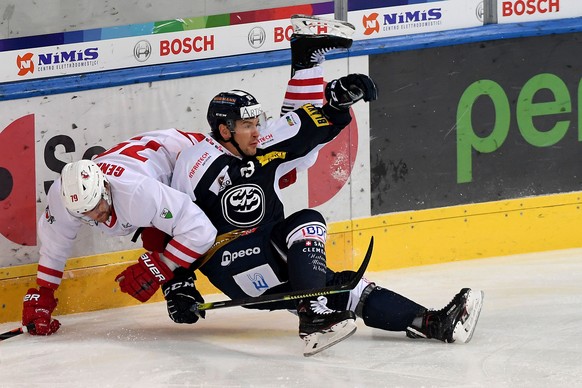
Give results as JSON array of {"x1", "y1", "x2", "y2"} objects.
[
  {"x1": 1, "y1": 238, "x2": 372, "y2": 340},
  {"x1": 192, "y1": 236, "x2": 374, "y2": 314},
  {"x1": 0, "y1": 324, "x2": 33, "y2": 342}
]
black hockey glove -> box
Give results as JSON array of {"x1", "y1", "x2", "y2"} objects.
[
  {"x1": 161, "y1": 268, "x2": 205, "y2": 324},
  {"x1": 325, "y1": 74, "x2": 378, "y2": 110}
]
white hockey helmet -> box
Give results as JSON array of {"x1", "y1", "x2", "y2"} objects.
[{"x1": 60, "y1": 160, "x2": 108, "y2": 214}]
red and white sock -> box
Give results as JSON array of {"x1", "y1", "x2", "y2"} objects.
[{"x1": 280, "y1": 67, "x2": 324, "y2": 116}]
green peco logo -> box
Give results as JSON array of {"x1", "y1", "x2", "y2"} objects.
[{"x1": 456, "y1": 73, "x2": 574, "y2": 183}]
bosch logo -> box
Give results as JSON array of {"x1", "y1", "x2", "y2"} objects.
[
  {"x1": 221, "y1": 247, "x2": 261, "y2": 266},
  {"x1": 501, "y1": 0, "x2": 559, "y2": 17},
  {"x1": 476, "y1": 1, "x2": 484, "y2": 22},
  {"x1": 248, "y1": 27, "x2": 266, "y2": 49},
  {"x1": 160, "y1": 35, "x2": 215, "y2": 56},
  {"x1": 133, "y1": 40, "x2": 152, "y2": 62},
  {"x1": 221, "y1": 184, "x2": 265, "y2": 227},
  {"x1": 273, "y1": 25, "x2": 294, "y2": 42},
  {"x1": 273, "y1": 23, "x2": 329, "y2": 43}
]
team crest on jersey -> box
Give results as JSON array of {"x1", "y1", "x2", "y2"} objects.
[
  {"x1": 302, "y1": 103, "x2": 329, "y2": 127},
  {"x1": 221, "y1": 184, "x2": 265, "y2": 227},
  {"x1": 256, "y1": 151, "x2": 287, "y2": 166},
  {"x1": 160, "y1": 208, "x2": 173, "y2": 219}
]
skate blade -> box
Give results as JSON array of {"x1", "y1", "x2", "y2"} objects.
[
  {"x1": 291, "y1": 14, "x2": 355, "y2": 38},
  {"x1": 302, "y1": 319, "x2": 357, "y2": 357},
  {"x1": 453, "y1": 289, "x2": 484, "y2": 343}
]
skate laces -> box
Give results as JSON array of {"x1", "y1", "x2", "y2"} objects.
[
  {"x1": 441, "y1": 289, "x2": 466, "y2": 316},
  {"x1": 310, "y1": 296, "x2": 334, "y2": 315},
  {"x1": 310, "y1": 49, "x2": 334, "y2": 65}
]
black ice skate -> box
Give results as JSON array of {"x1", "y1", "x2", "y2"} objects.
[
  {"x1": 291, "y1": 14, "x2": 355, "y2": 38},
  {"x1": 406, "y1": 288, "x2": 484, "y2": 343},
  {"x1": 298, "y1": 295, "x2": 357, "y2": 356},
  {"x1": 290, "y1": 15, "x2": 354, "y2": 75}
]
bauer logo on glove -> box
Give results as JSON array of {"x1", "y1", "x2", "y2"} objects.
[
  {"x1": 22, "y1": 287, "x2": 61, "y2": 336},
  {"x1": 115, "y1": 251, "x2": 175, "y2": 302}
]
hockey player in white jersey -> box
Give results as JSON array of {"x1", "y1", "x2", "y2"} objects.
[
  {"x1": 21, "y1": 129, "x2": 217, "y2": 336},
  {"x1": 155, "y1": 17, "x2": 483, "y2": 356}
]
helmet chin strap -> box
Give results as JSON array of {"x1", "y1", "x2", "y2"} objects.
[
  {"x1": 224, "y1": 120, "x2": 252, "y2": 158},
  {"x1": 103, "y1": 181, "x2": 112, "y2": 206}
]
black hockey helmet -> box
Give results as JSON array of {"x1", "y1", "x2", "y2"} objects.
[{"x1": 207, "y1": 89, "x2": 264, "y2": 139}]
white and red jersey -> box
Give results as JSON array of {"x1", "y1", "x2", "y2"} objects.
[{"x1": 37, "y1": 128, "x2": 217, "y2": 289}]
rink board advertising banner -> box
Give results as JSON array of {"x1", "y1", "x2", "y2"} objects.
[
  {"x1": 369, "y1": 31, "x2": 582, "y2": 215},
  {"x1": 348, "y1": 0, "x2": 483, "y2": 40},
  {"x1": 497, "y1": 0, "x2": 582, "y2": 23},
  {"x1": 1, "y1": 0, "x2": 486, "y2": 83}
]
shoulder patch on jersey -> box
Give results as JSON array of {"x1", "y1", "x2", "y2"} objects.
[
  {"x1": 256, "y1": 151, "x2": 287, "y2": 166},
  {"x1": 286, "y1": 115, "x2": 297, "y2": 126},
  {"x1": 160, "y1": 208, "x2": 173, "y2": 219},
  {"x1": 44, "y1": 206, "x2": 55, "y2": 224},
  {"x1": 302, "y1": 103, "x2": 330, "y2": 127},
  {"x1": 209, "y1": 166, "x2": 232, "y2": 195}
]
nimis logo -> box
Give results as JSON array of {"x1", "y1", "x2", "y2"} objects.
[
  {"x1": 362, "y1": 13, "x2": 380, "y2": 35},
  {"x1": 17, "y1": 52, "x2": 35, "y2": 76}
]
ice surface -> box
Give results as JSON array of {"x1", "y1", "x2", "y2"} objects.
[{"x1": 1, "y1": 249, "x2": 581, "y2": 387}]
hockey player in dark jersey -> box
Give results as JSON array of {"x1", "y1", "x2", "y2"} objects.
[
  {"x1": 119, "y1": 17, "x2": 483, "y2": 356},
  {"x1": 168, "y1": 76, "x2": 378, "y2": 356}
]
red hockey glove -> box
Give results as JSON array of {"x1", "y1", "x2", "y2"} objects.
[
  {"x1": 22, "y1": 287, "x2": 61, "y2": 336},
  {"x1": 115, "y1": 251, "x2": 174, "y2": 302}
]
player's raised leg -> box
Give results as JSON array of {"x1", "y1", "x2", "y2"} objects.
[{"x1": 280, "y1": 15, "x2": 355, "y2": 115}]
